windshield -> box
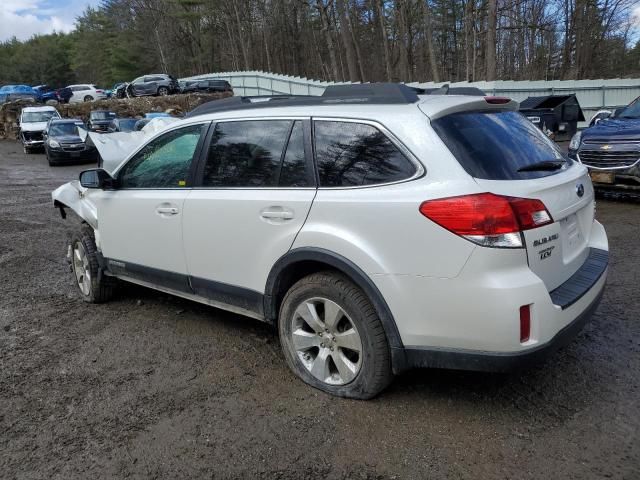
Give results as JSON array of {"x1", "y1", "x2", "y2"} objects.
[
  {"x1": 50, "y1": 123, "x2": 82, "y2": 137},
  {"x1": 22, "y1": 111, "x2": 57, "y2": 123},
  {"x1": 91, "y1": 111, "x2": 115, "y2": 120},
  {"x1": 615, "y1": 97, "x2": 640, "y2": 119},
  {"x1": 431, "y1": 110, "x2": 567, "y2": 180}
]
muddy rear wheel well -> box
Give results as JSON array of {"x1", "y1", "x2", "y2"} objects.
[{"x1": 263, "y1": 248, "x2": 404, "y2": 354}]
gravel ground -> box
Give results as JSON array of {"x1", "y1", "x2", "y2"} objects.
[{"x1": 0, "y1": 140, "x2": 639, "y2": 479}]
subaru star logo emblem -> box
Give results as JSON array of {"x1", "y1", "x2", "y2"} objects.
[
  {"x1": 600, "y1": 144, "x2": 612, "y2": 150},
  {"x1": 576, "y1": 183, "x2": 585, "y2": 197}
]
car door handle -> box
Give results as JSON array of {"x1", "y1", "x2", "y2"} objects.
[
  {"x1": 260, "y1": 207, "x2": 294, "y2": 220},
  {"x1": 156, "y1": 206, "x2": 179, "y2": 216}
]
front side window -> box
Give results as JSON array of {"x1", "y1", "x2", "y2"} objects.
[
  {"x1": 202, "y1": 120, "x2": 295, "y2": 187},
  {"x1": 119, "y1": 124, "x2": 204, "y2": 188},
  {"x1": 279, "y1": 121, "x2": 309, "y2": 187},
  {"x1": 314, "y1": 121, "x2": 416, "y2": 187}
]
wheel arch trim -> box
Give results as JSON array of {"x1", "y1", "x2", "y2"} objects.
[{"x1": 264, "y1": 247, "x2": 405, "y2": 353}]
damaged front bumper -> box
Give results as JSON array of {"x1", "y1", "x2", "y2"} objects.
[
  {"x1": 52, "y1": 180, "x2": 98, "y2": 228},
  {"x1": 21, "y1": 131, "x2": 45, "y2": 147}
]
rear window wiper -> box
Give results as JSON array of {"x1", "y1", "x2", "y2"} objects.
[{"x1": 517, "y1": 160, "x2": 566, "y2": 172}]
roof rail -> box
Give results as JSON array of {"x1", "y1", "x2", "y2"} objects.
[{"x1": 185, "y1": 83, "x2": 419, "y2": 118}]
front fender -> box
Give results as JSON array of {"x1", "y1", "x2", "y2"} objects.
[{"x1": 52, "y1": 180, "x2": 98, "y2": 229}]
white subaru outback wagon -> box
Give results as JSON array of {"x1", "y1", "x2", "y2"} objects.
[{"x1": 52, "y1": 84, "x2": 608, "y2": 399}]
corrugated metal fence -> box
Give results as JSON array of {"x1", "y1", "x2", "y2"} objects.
[{"x1": 181, "y1": 71, "x2": 640, "y2": 124}]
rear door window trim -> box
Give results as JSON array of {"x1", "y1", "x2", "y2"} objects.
[
  {"x1": 311, "y1": 116, "x2": 425, "y2": 190},
  {"x1": 191, "y1": 116, "x2": 317, "y2": 190}
]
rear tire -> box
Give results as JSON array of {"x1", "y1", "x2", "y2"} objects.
[
  {"x1": 278, "y1": 271, "x2": 393, "y2": 399},
  {"x1": 157, "y1": 86, "x2": 168, "y2": 96},
  {"x1": 70, "y1": 226, "x2": 116, "y2": 303},
  {"x1": 83, "y1": 95, "x2": 93, "y2": 102}
]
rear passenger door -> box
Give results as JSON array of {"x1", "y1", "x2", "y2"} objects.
[{"x1": 182, "y1": 119, "x2": 316, "y2": 316}]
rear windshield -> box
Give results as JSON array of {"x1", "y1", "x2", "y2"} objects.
[{"x1": 431, "y1": 110, "x2": 567, "y2": 180}]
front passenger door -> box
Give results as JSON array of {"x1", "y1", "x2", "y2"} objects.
[{"x1": 96, "y1": 123, "x2": 208, "y2": 291}]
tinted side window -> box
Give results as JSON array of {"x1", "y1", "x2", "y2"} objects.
[
  {"x1": 203, "y1": 120, "x2": 292, "y2": 187},
  {"x1": 314, "y1": 121, "x2": 416, "y2": 187},
  {"x1": 119, "y1": 124, "x2": 204, "y2": 188},
  {"x1": 280, "y1": 121, "x2": 309, "y2": 187}
]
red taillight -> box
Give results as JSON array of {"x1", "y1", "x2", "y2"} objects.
[
  {"x1": 519, "y1": 305, "x2": 531, "y2": 343},
  {"x1": 95, "y1": 89, "x2": 104, "y2": 93},
  {"x1": 509, "y1": 197, "x2": 552, "y2": 230},
  {"x1": 485, "y1": 96, "x2": 511, "y2": 104},
  {"x1": 419, "y1": 193, "x2": 553, "y2": 248}
]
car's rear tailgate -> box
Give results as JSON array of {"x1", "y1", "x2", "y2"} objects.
[{"x1": 475, "y1": 164, "x2": 595, "y2": 292}]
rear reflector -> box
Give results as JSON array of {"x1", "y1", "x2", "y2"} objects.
[
  {"x1": 519, "y1": 305, "x2": 531, "y2": 343},
  {"x1": 485, "y1": 96, "x2": 511, "y2": 104},
  {"x1": 419, "y1": 193, "x2": 553, "y2": 248}
]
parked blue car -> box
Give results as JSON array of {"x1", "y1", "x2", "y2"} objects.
[
  {"x1": 33, "y1": 85, "x2": 59, "y2": 103},
  {"x1": 0, "y1": 85, "x2": 39, "y2": 104}
]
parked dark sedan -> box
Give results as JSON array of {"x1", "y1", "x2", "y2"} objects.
[
  {"x1": 569, "y1": 96, "x2": 640, "y2": 193},
  {"x1": 180, "y1": 79, "x2": 233, "y2": 94},
  {"x1": 44, "y1": 119, "x2": 98, "y2": 166},
  {"x1": 88, "y1": 110, "x2": 116, "y2": 132},
  {"x1": 107, "y1": 117, "x2": 138, "y2": 132}
]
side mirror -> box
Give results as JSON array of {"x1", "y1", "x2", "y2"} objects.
[{"x1": 79, "y1": 168, "x2": 116, "y2": 189}]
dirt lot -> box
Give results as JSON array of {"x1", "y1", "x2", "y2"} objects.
[{"x1": 0, "y1": 140, "x2": 638, "y2": 479}]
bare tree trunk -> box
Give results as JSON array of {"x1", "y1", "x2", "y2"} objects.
[
  {"x1": 232, "y1": 1, "x2": 250, "y2": 70},
  {"x1": 374, "y1": 0, "x2": 392, "y2": 81},
  {"x1": 347, "y1": 5, "x2": 365, "y2": 81},
  {"x1": 396, "y1": 1, "x2": 410, "y2": 81},
  {"x1": 424, "y1": 0, "x2": 440, "y2": 83},
  {"x1": 486, "y1": 0, "x2": 497, "y2": 80},
  {"x1": 336, "y1": 0, "x2": 360, "y2": 81},
  {"x1": 154, "y1": 26, "x2": 168, "y2": 74},
  {"x1": 316, "y1": 0, "x2": 340, "y2": 80}
]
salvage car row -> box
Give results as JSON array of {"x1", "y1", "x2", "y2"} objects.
[
  {"x1": 0, "y1": 76, "x2": 232, "y2": 105},
  {"x1": 18, "y1": 105, "x2": 175, "y2": 166}
]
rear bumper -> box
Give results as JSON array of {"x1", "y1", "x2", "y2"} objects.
[
  {"x1": 376, "y1": 220, "x2": 609, "y2": 374},
  {"x1": 395, "y1": 264, "x2": 606, "y2": 373}
]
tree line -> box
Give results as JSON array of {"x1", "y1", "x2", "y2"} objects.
[{"x1": 1, "y1": 0, "x2": 639, "y2": 88}]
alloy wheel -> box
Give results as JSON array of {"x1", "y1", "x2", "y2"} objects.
[
  {"x1": 290, "y1": 297, "x2": 363, "y2": 385},
  {"x1": 72, "y1": 241, "x2": 91, "y2": 296}
]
